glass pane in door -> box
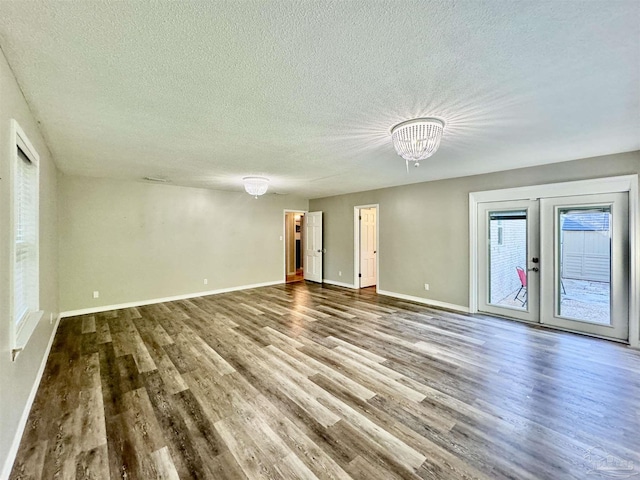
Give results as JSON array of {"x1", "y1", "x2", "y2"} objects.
[
  {"x1": 557, "y1": 207, "x2": 611, "y2": 324},
  {"x1": 488, "y1": 210, "x2": 528, "y2": 309}
]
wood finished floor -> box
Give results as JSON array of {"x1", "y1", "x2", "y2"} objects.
[{"x1": 10, "y1": 282, "x2": 640, "y2": 479}]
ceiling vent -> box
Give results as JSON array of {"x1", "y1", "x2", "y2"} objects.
[{"x1": 143, "y1": 176, "x2": 169, "y2": 183}]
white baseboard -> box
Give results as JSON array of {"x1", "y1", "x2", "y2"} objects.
[
  {"x1": 376, "y1": 289, "x2": 470, "y2": 313},
  {"x1": 60, "y1": 280, "x2": 284, "y2": 318},
  {"x1": 322, "y1": 279, "x2": 357, "y2": 289},
  {"x1": 2, "y1": 313, "x2": 61, "y2": 480}
]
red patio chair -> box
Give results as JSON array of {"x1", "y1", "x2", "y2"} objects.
[{"x1": 515, "y1": 267, "x2": 527, "y2": 305}]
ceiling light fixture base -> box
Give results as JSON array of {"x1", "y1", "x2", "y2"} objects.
[
  {"x1": 390, "y1": 117, "x2": 445, "y2": 171},
  {"x1": 243, "y1": 176, "x2": 269, "y2": 198}
]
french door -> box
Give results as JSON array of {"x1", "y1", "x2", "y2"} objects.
[
  {"x1": 540, "y1": 193, "x2": 629, "y2": 340},
  {"x1": 478, "y1": 200, "x2": 539, "y2": 322},
  {"x1": 478, "y1": 193, "x2": 629, "y2": 341}
]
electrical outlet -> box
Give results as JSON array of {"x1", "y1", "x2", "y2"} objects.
[
  {"x1": 424, "y1": 283, "x2": 430, "y2": 291},
  {"x1": 338, "y1": 271, "x2": 342, "y2": 276},
  {"x1": 204, "y1": 278, "x2": 208, "y2": 285},
  {"x1": 279, "y1": 235, "x2": 283, "y2": 241},
  {"x1": 93, "y1": 291, "x2": 99, "y2": 299}
]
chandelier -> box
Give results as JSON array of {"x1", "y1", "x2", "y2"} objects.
[
  {"x1": 243, "y1": 176, "x2": 269, "y2": 198},
  {"x1": 391, "y1": 117, "x2": 445, "y2": 170}
]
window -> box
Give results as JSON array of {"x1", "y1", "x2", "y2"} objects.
[{"x1": 11, "y1": 120, "x2": 41, "y2": 359}]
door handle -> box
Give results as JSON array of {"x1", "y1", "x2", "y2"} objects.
[
  {"x1": 374, "y1": 250, "x2": 377, "y2": 254},
  {"x1": 528, "y1": 267, "x2": 539, "y2": 272},
  {"x1": 317, "y1": 250, "x2": 322, "y2": 253}
]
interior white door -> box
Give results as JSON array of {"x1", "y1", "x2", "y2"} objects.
[
  {"x1": 540, "y1": 193, "x2": 629, "y2": 341},
  {"x1": 304, "y1": 211, "x2": 323, "y2": 283},
  {"x1": 360, "y1": 208, "x2": 377, "y2": 288},
  {"x1": 477, "y1": 200, "x2": 540, "y2": 323}
]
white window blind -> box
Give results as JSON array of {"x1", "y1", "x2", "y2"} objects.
[{"x1": 14, "y1": 145, "x2": 39, "y2": 327}]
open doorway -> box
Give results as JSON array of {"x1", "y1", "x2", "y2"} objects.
[
  {"x1": 285, "y1": 211, "x2": 305, "y2": 283},
  {"x1": 354, "y1": 205, "x2": 379, "y2": 289}
]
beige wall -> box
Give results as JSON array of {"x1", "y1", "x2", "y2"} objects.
[
  {"x1": 58, "y1": 175, "x2": 308, "y2": 312},
  {"x1": 0, "y1": 49, "x2": 59, "y2": 475},
  {"x1": 310, "y1": 151, "x2": 640, "y2": 309}
]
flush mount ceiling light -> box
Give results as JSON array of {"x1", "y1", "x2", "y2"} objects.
[
  {"x1": 243, "y1": 176, "x2": 269, "y2": 198},
  {"x1": 390, "y1": 117, "x2": 445, "y2": 170}
]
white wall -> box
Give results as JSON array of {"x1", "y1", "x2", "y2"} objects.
[
  {"x1": 58, "y1": 175, "x2": 308, "y2": 312},
  {"x1": 0, "y1": 49, "x2": 59, "y2": 477}
]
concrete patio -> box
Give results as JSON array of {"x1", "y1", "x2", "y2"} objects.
[{"x1": 495, "y1": 278, "x2": 610, "y2": 324}]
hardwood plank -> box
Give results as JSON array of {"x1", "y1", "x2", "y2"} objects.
[
  {"x1": 81, "y1": 316, "x2": 96, "y2": 334},
  {"x1": 215, "y1": 414, "x2": 283, "y2": 479},
  {"x1": 244, "y1": 394, "x2": 351, "y2": 480},
  {"x1": 74, "y1": 444, "x2": 109, "y2": 480},
  {"x1": 95, "y1": 316, "x2": 112, "y2": 344},
  {"x1": 143, "y1": 371, "x2": 210, "y2": 479},
  {"x1": 149, "y1": 446, "x2": 181, "y2": 480}
]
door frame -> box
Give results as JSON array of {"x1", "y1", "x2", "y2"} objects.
[
  {"x1": 283, "y1": 209, "x2": 307, "y2": 282},
  {"x1": 354, "y1": 204, "x2": 380, "y2": 290},
  {"x1": 469, "y1": 175, "x2": 639, "y2": 347}
]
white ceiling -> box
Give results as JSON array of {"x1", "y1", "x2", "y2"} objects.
[{"x1": 0, "y1": 1, "x2": 638, "y2": 199}]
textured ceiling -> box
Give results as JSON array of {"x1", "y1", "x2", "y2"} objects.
[{"x1": 0, "y1": 0, "x2": 638, "y2": 198}]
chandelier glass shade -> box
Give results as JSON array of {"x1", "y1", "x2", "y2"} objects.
[
  {"x1": 391, "y1": 117, "x2": 445, "y2": 168},
  {"x1": 243, "y1": 176, "x2": 269, "y2": 198}
]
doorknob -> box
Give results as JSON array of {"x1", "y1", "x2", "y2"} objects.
[
  {"x1": 528, "y1": 267, "x2": 539, "y2": 272},
  {"x1": 317, "y1": 250, "x2": 322, "y2": 253}
]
